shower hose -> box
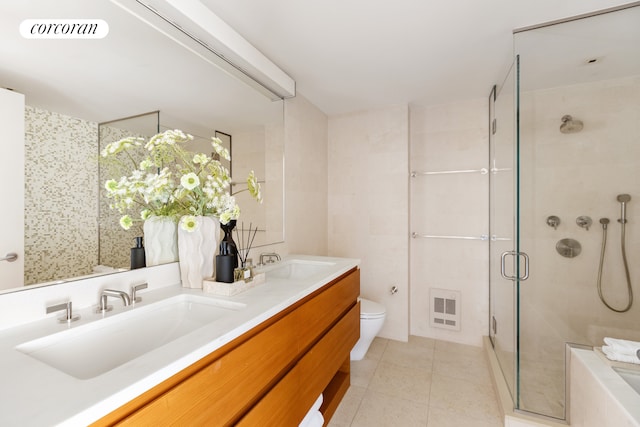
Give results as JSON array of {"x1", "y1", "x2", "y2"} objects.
[{"x1": 597, "y1": 219, "x2": 633, "y2": 313}]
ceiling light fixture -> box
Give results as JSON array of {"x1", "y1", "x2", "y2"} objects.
[{"x1": 111, "y1": 0, "x2": 296, "y2": 100}]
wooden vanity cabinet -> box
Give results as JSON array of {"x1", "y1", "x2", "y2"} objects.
[{"x1": 94, "y1": 267, "x2": 360, "y2": 427}]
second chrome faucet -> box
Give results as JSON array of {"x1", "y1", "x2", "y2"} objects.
[
  {"x1": 96, "y1": 289, "x2": 131, "y2": 313},
  {"x1": 96, "y1": 283, "x2": 149, "y2": 313}
]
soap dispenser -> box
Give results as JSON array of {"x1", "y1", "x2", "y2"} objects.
[
  {"x1": 130, "y1": 236, "x2": 146, "y2": 270},
  {"x1": 216, "y1": 241, "x2": 235, "y2": 283}
]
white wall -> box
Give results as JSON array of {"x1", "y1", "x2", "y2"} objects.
[
  {"x1": 0, "y1": 88, "x2": 25, "y2": 289},
  {"x1": 409, "y1": 98, "x2": 489, "y2": 347},
  {"x1": 327, "y1": 105, "x2": 410, "y2": 342}
]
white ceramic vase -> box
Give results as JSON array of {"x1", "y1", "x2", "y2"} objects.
[
  {"x1": 143, "y1": 216, "x2": 178, "y2": 266},
  {"x1": 178, "y1": 216, "x2": 220, "y2": 288}
]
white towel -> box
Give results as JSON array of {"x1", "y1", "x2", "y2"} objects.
[
  {"x1": 603, "y1": 337, "x2": 640, "y2": 356},
  {"x1": 299, "y1": 394, "x2": 323, "y2": 427},
  {"x1": 309, "y1": 411, "x2": 324, "y2": 427},
  {"x1": 602, "y1": 345, "x2": 640, "y2": 364}
]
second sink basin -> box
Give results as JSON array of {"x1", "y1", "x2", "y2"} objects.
[
  {"x1": 16, "y1": 294, "x2": 245, "y2": 379},
  {"x1": 263, "y1": 259, "x2": 336, "y2": 280}
]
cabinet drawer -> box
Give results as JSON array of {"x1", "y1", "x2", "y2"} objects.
[
  {"x1": 295, "y1": 269, "x2": 359, "y2": 353},
  {"x1": 297, "y1": 303, "x2": 360, "y2": 414},
  {"x1": 118, "y1": 312, "x2": 299, "y2": 426},
  {"x1": 239, "y1": 303, "x2": 359, "y2": 427},
  {"x1": 235, "y1": 363, "x2": 303, "y2": 427}
]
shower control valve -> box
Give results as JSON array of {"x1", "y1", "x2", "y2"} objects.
[
  {"x1": 576, "y1": 216, "x2": 593, "y2": 231},
  {"x1": 546, "y1": 215, "x2": 561, "y2": 230}
]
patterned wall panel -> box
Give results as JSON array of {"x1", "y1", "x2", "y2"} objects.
[{"x1": 24, "y1": 106, "x2": 99, "y2": 285}]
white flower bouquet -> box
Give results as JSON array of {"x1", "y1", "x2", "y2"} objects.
[{"x1": 101, "y1": 129, "x2": 262, "y2": 232}]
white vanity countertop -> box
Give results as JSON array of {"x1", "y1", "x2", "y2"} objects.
[{"x1": 0, "y1": 255, "x2": 359, "y2": 427}]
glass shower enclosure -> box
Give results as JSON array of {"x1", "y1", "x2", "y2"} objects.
[{"x1": 489, "y1": 3, "x2": 640, "y2": 421}]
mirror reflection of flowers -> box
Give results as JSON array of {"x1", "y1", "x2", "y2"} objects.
[{"x1": 101, "y1": 129, "x2": 262, "y2": 231}]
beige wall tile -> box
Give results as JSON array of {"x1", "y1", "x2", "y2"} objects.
[
  {"x1": 409, "y1": 98, "x2": 489, "y2": 347},
  {"x1": 328, "y1": 105, "x2": 410, "y2": 341}
]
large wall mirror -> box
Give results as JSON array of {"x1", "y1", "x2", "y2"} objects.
[{"x1": 0, "y1": 0, "x2": 285, "y2": 291}]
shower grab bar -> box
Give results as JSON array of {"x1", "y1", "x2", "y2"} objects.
[
  {"x1": 500, "y1": 251, "x2": 529, "y2": 281},
  {"x1": 411, "y1": 233, "x2": 489, "y2": 241},
  {"x1": 410, "y1": 168, "x2": 488, "y2": 177}
]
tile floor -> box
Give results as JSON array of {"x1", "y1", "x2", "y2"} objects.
[{"x1": 328, "y1": 336, "x2": 503, "y2": 427}]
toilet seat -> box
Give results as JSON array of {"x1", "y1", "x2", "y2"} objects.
[{"x1": 359, "y1": 298, "x2": 385, "y2": 319}]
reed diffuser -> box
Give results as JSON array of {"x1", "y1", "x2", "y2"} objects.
[{"x1": 234, "y1": 222, "x2": 258, "y2": 282}]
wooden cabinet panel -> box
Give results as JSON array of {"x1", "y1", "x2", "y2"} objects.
[
  {"x1": 239, "y1": 302, "x2": 359, "y2": 427},
  {"x1": 297, "y1": 304, "x2": 359, "y2": 409},
  {"x1": 295, "y1": 269, "x2": 359, "y2": 354},
  {"x1": 236, "y1": 364, "x2": 303, "y2": 427},
  {"x1": 118, "y1": 312, "x2": 299, "y2": 426},
  {"x1": 98, "y1": 267, "x2": 360, "y2": 427}
]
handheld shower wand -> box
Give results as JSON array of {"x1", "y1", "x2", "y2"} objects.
[
  {"x1": 596, "y1": 195, "x2": 633, "y2": 313},
  {"x1": 617, "y1": 194, "x2": 631, "y2": 224}
]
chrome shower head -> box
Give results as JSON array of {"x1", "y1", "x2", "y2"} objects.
[
  {"x1": 617, "y1": 194, "x2": 631, "y2": 203},
  {"x1": 560, "y1": 115, "x2": 584, "y2": 134}
]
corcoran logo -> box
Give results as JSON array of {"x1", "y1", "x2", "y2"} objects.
[{"x1": 20, "y1": 19, "x2": 109, "y2": 39}]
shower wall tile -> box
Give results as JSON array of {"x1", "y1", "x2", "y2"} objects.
[
  {"x1": 24, "y1": 106, "x2": 99, "y2": 285},
  {"x1": 409, "y1": 98, "x2": 489, "y2": 347},
  {"x1": 328, "y1": 105, "x2": 410, "y2": 342}
]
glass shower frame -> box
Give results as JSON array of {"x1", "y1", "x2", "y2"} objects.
[
  {"x1": 489, "y1": 3, "x2": 640, "y2": 421},
  {"x1": 488, "y1": 58, "x2": 519, "y2": 406}
]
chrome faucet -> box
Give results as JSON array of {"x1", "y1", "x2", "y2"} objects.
[
  {"x1": 96, "y1": 289, "x2": 131, "y2": 313},
  {"x1": 130, "y1": 282, "x2": 148, "y2": 303},
  {"x1": 259, "y1": 252, "x2": 281, "y2": 266}
]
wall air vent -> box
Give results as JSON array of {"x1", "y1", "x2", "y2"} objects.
[{"x1": 429, "y1": 288, "x2": 461, "y2": 331}]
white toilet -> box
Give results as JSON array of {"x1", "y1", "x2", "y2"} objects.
[{"x1": 350, "y1": 297, "x2": 386, "y2": 361}]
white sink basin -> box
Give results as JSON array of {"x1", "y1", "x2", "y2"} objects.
[
  {"x1": 263, "y1": 259, "x2": 336, "y2": 280},
  {"x1": 16, "y1": 294, "x2": 245, "y2": 379},
  {"x1": 614, "y1": 367, "x2": 640, "y2": 395}
]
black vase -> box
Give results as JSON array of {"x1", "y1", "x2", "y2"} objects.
[{"x1": 220, "y1": 219, "x2": 239, "y2": 268}]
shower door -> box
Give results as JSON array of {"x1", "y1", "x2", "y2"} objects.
[{"x1": 488, "y1": 58, "x2": 519, "y2": 404}]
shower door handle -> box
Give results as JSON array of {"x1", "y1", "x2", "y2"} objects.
[
  {"x1": 500, "y1": 251, "x2": 516, "y2": 280},
  {"x1": 519, "y1": 252, "x2": 530, "y2": 281},
  {"x1": 500, "y1": 251, "x2": 529, "y2": 281}
]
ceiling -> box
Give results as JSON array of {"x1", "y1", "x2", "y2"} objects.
[
  {"x1": 201, "y1": 0, "x2": 634, "y2": 114},
  {"x1": 0, "y1": 0, "x2": 635, "y2": 123}
]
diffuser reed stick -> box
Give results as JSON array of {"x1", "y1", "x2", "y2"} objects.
[{"x1": 235, "y1": 222, "x2": 258, "y2": 268}]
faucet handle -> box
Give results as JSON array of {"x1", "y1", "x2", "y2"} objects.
[
  {"x1": 131, "y1": 282, "x2": 148, "y2": 303},
  {"x1": 576, "y1": 216, "x2": 592, "y2": 231},
  {"x1": 46, "y1": 301, "x2": 80, "y2": 323}
]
